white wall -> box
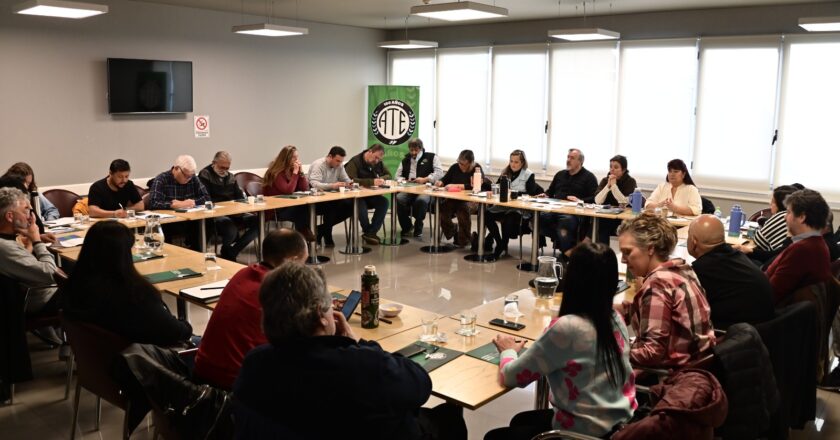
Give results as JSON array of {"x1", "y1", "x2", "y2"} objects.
[{"x1": 0, "y1": 0, "x2": 386, "y2": 187}]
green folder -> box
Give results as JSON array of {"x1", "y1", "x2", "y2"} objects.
[
  {"x1": 132, "y1": 253, "x2": 164, "y2": 263},
  {"x1": 273, "y1": 194, "x2": 306, "y2": 199},
  {"x1": 466, "y1": 342, "x2": 528, "y2": 365},
  {"x1": 394, "y1": 341, "x2": 463, "y2": 372},
  {"x1": 144, "y1": 268, "x2": 202, "y2": 284}
]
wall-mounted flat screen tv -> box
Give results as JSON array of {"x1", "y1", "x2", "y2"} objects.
[{"x1": 107, "y1": 58, "x2": 193, "y2": 114}]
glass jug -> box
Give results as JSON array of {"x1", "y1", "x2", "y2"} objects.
[
  {"x1": 535, "y1": 256, "x2": 563, "y2": 299},
  {"x1": 143, "y1": 214, "x2": 165, "y2": 255}
]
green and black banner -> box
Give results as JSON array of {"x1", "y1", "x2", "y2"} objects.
[{"x1": 367, "y1": 85, "x2": 420, "y2": 177}]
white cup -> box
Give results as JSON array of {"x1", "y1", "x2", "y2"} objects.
[
  {"x1": 339, "y1": 186, "x2": 346, "y2": 194},
  {"x1": 247, "y1": 196, "x2": 255, "y2": 205}
]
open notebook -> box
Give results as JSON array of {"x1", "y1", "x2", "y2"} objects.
[{"x1": 180, "y1": 279, "x2": 229, "y2": 304}]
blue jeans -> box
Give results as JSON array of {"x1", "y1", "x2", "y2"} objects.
[
  {"x1": 357, "y1": 195, "x2": 388, "y2": 235},
  {"x1": 539, "y1": 212, "x2": 579, "y2": 252},
  {"x1": 396, "y1": 192, "x2": 431, "y2": 232}
]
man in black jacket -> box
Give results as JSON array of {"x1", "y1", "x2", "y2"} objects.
[
  {"x1": 538, "y1": 148, "x2": 597, "y2": 253},
  {"x1": 688, "y1": 215, "x2": 774, "y2": 329},
  {"x1": 395, "y1": 139, "x2": 444, "y2": 238},
  {"x1": 344, "y1": 144, "x2": 392, "y2": 244},
  {"x1": 198, "y1": 151, "x2": 259, "y2": 261}
]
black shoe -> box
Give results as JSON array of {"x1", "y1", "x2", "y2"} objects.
[
  {"x1": 317, "y1": 226, "x2": 335, "y2": 248},
  {"x1": 470, "y1": 232, "x2": 479, "y2": 252},
  {"x1": 401, "y1": 229, "x2": 414, "y2": 238},
  {"x1": 362, "y1": 233, "x2": 380, "y2": 245},
  {"x1": 32, "y1": 327, "x2": 62, "y2": 348},
  {"x1": 413, "y1": 222, "x2": 424, "y2": 238}
]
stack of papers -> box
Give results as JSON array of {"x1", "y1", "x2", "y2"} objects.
[
  {"x1": 135, "y1": 212, "x2": 177, "y2": 219},
  {"x1": 45, "y1": 218, "x2": 76, "y2": 227},
  {"x1": 57, "y1": 234, "x2": 84, "y2": 248},
  {"x1": 180, "y1": 279, "x2": 229, "y2": 303}
]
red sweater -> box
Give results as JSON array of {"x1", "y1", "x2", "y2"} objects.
[
  {"x1": 264, "y1": 172, "x2": 308, "y2": 196},
  {"x1": 194, "y1": 263, "x2": 270, "y2": 389},
  {"x1": 765, "y1": 235, "x2": 831, "y2": 305}
]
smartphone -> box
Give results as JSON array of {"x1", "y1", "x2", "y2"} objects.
[
  {"x1": 342, "y1": 290, "x2": 362, "y2": 319},
  {"x1": 489, "y1": 318, "x2": 526, "y2": 331}
]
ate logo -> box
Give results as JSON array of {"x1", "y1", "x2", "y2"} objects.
[{"x1": 371, "y1": 99, "x2": 416, "y2": 145}]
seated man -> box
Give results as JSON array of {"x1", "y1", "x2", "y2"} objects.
[
  {"x1": 194, "y1": 229, "x2": 307, "y2": 390},
  {"x1": 87, "y1": 159, "x2": 144, "y2": 218},
  {"x1": 148, "y1": 155, "x2": 209, "y2": 251},
  {"x1": 765, "y1": 189, "x2": 833, "y2": 305},
  {"x1": 823, "y1": 211, "x2": 840, "y2": 262},
  {"x1": 395, "y1": 138, "x2": 443, "y2": 238},
  {"x1": 687, "y1": 215, "x2": 774, "y2": 329},
  {"x1": 0, "y1": 187, "x2": 61, "y2": 315},
  {"x1": 198, "y1": 151, "x2": 259, "y2": 261},
  {"x1": 233, "y1": 262, "x2": 467, "y2": 439},
  {"x1": 344, "y1": 144, "x2": 391, "y2": 245},
  {"x1": 539, "y1": 148, "x2": 597, "y2": 254},
  {"x1": 436, "y1": 149, "x2": 490, "y2": 247},
  {"x1": 306, "y1": 146, "x2": 353, "y2": 247}
]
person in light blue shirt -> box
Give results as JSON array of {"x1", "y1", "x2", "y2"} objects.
[{"x1": 3, "y1": 162, "x2": 59, "y2": 221}]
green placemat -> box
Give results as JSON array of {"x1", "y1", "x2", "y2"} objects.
[
  {"x1": 132, "y1": 253, "x2": 165, "y2": 263},
  {"x1": 465, "y1": 342, "x2": 503, "y2": 365},
  {"x1": 273, "y1": 194, "x2": 306, "y2": 199},
  {"x1": 395, "y1": 341, "x2": 463, "y2": 372},
  {"x1": 144, "y1": 268, "x2": 202, "y2": 284}
]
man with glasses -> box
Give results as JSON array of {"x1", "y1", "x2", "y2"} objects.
[
  {"x1": 148, "y1": 155, "x2": 210, "y2": 250},
  {"x1": 344, "y1": 144, "x2": 391, "y2": 245},
  {"x1": 198, "y1": 151, "x2": 259, "y2": 261},
  {"x1": 395, "y1": 138, "x2": 443, "y2": 238}
]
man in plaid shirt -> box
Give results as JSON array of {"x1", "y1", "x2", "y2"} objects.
[
  {"x1": 617, "y1": 213, "x2": 715, "y2": 368},
  {"x1": 148, "y1": 155, "x2": 210, "y2": 250}
]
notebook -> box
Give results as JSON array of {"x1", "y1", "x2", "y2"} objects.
[
  {"x1": 394, "y1": 341, "x2": 463, "y2": 372},
  {"x1": 144, "y1": 268, "x2": 202, "y2": 284},
  {"x1": 180, "y1": 279, "x2": 229, "y2": 304},
  {"x1": 132, "y1": 253, "x2": 165, "y2": 263},
  {"x1": 58, "y1": 234, "x2": 84, "y2": 248}
]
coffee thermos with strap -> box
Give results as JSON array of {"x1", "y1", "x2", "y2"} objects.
[{"x1": 499, "y1": 176, "x2": 509, "y2": 202}]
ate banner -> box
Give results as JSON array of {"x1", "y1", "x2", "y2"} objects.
[{"x1": 367, "y1": 85, "x2": 420, "y2": 177}]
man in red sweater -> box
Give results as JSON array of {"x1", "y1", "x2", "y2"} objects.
[
  {"x1": 765, "y1": 189, "x2": 832, "y2": 305},
  {"x1": 193, "y1": 228, "x2": 308, "y2": 389}
]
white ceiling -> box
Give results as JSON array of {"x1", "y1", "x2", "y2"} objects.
[{"x1": 132, "y1": 0, "x2": 829, "y2": 29}]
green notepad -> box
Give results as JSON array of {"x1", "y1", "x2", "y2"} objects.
[
  {"x1": 395, "y1": 341, "x2": 463, "y2": 372},
  {"x1": 466, "y1": 342, "x2": 528, "y2": 365},
  {"x1": 273, "y1": 194, "x2": 306, "y2": 199},
  {"x1": 144, "y1": 268, "x2": 202, "y2": 284},
  {"x1": 132, "y1": 253, "x2": 165, "y2": 263}
]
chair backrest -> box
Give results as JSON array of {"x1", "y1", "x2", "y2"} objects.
[
  {"x1": 0, "y1": 275, "x2": 34, "y2": 384},
  {"x1": 141, "y1": 193, "x2": 150, "y2": 210},
  {"x1": 43, "y1": 189, "x2": 80, "y2": 218},
  {"x1": 134, "y1": 184, "x2": 148, "y2": 197},
  {"x1": 700, "y1": 197, "x2": 715, "y2": 215},
  {"x1": 61, "y1": 314, "x2": 131, "y2": 409},
  {"x1": 234, "y1": 172, "x2": 262, "y2": 194},
  {"x1": 245, "y1": 181, "x2": 263, "y2": 197}
]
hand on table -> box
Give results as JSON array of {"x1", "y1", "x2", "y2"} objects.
[
  {"x1": 414, "y1": 177, "x2": 429, "y2": 184},
  {"x1": 171, "y1": 199, "x2": 195, "y2": 209},
  {"x1": 114, "y1": 209, "x2": 127, "y2": 218},
  {"x1": 567, "y1": 196, "x2": 580, "y2": 202},
  {"x1": 374, "y1": 178, "x2": 385, "y2": 186},
  {"x1": 493, "y1": 334, "x2": 526, "y2": 353}
]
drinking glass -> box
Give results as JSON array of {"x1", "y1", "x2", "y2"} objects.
[
  {"x1": 126, "y1": 209, "x2": 136, "y2": 220},
  {"x1": 205, "y1": 201, "x2": 214, "y2": 211},
  {"x1": 420, "y1": 315, "x2": 439, "y2": 342},
  {"x1": 204, "y1": 253, "x2": 221, "y2": 271},
  {"x1": 255, "y1": 194, "x2": 265, "y2": 204},
  {"x1": 456, "y1": 310, "x2": 478, "y2": 336}
]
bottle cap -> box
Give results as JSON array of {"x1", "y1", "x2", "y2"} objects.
[{"x1": 364, "y1": 265, "x2": 376, "y2": 275}]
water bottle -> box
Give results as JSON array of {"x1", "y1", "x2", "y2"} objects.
[
  {"x1": 728, "y1": 205, "x2": 744, "y2": 237},
  {"x1": 714, "y1": 206, "x2": 722, "y2": 219},
  {"x1": 361, "y1": 265, "x2": 379, "y2": 329},
  {"x1": 630, "y1": 189, "x2": 643, "y2": 214},
  {"x1": 472, "y1": 169, "x2": 482, "y2": 194},
  {"x1": 499, "y1": 176, "x2": 509, "y2": 202}
]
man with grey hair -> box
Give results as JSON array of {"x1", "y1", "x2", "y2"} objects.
[
  {"x1": 149, "y1": 155, "x2": 210, "y2": 250},
  {"x1": 538, "y1": 148, "x2": 598, "y2": 254},
  {"x1": 0, "y1": 187, "x2": 61, "y2": 314},
  {"x1": 198, "y1": 151, "x2": 259, "y2": 260},
  {"x1": 234, "y1": 262, "x2": 467, "y2": 438}
]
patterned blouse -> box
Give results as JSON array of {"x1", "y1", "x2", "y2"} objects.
[
  {"x1": 630, "y1": 259, "x2": 716, "y2": 368},
  {"x1": 498, "y1": 312, "x2": 637, "y2": 437}
]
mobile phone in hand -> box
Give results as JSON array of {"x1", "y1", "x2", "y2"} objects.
[{"x1": 342, "y1": 290, "x2": 362, "y2": 319}]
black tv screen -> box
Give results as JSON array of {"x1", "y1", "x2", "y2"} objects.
[{"x1": 107, "y1": 58, "x2": 193, "y2": 114}]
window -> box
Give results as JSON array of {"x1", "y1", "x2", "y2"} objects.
[
  {"x1": 388, "y1": 50, "x2": 436, "y2": 150},
  {"x1": 548, "y1": 41, "x2": 618, "y2": 177},
  {"x1": 490, "y1": 45, "x2": 548, "y2": 170},
  {"x1": 693, "y1": 37, "x2": 781, "y2": 192},
  {"x1": 616, "y1": 40, "x2": 698, "y2": 182},
  {"x1": 775, "y1": 35, "x2": 840, "y2": 199},
  {"x1": 436, "y1": 47, "x2": 491, "y2": 163}
]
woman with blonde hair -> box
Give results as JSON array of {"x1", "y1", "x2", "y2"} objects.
[{"x1": 263, "y1": 146, "x2": 313, "y2": 241}]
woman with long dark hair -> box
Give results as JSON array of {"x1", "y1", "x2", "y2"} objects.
[
  {"x1": 485, "y1": 243, "x2": 636, "y2": 439},
  {"x1": 645, "y1": 158, "x2": 702, "y2": 216},
  {"x1": 62, "y1": 221, "x2": 192, "y2": 345}
]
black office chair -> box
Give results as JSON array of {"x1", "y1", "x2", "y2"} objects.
[{"x1": 701, "y1": 197, "x2": 715, "y2": 215}]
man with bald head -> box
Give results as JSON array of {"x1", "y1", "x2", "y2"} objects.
[{"x1": 688, "y1": 214, "x2": 774, "y2": 328}]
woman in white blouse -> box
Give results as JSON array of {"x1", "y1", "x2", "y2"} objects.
[{"x1": 645, "y1": 159, "x2": 702, "y2": 216}]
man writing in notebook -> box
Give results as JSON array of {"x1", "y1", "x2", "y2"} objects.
[
  {"x1": 148, "y1": 155, "x2": 210, "y2": 251},
  {"x1": 88, "y1": 159, "x2": 144, "y2": 218}
]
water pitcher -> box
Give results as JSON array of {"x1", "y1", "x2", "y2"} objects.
[
  {"x1": 535, "y1": 256, "x2": 563, "y2": 299},
  {"x1": 143, "y1": 214, "x2": 165, "y2": 254}
]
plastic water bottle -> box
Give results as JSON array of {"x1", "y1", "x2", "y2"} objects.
[
  {"x1": 714, "y1": 206, "x2": 722, "y2": 219},
  {"x1": 630, "y1": 189, "x2": 643, "y2": 214},
  {"x1": 728, "y1": 205, "x2": 744, "y2": 237},
  {"x1": 472, "y1": 169, "x2": 482, "y2": 194}
]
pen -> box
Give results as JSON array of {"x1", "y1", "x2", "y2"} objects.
[{"x1": 200, "y1": 286, "x2": 225, "y2": 290}]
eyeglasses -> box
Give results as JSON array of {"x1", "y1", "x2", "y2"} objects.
[{"x1": 178, "y1": 167, "x2": 195, "y2": 179}]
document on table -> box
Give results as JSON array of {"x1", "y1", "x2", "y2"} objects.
[
  {"x1": 135, "y1": 212, "x2": 177, "y2": 219},
  {"x1": 180, "y1": 279, "x2": 229, "y2": 303},
  {"x1": 44, "y1": 217, "x2": 76, "y2": 227},
  {"x1": 58, "y1": 234, "x2": 85, "y2": 248}
]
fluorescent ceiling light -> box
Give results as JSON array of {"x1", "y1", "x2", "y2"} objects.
[
  {"x1": 232, "y1": 23, "x2": 309, "y2": 37},
  {"x1": 378, "y1": 40, "x2": 439, "y2": 49},
  {"x1": 410, "y1": 1, "x2": 508, "y2": 22},
  {"x1": 799, "y1": 16, "x2": 840, "y2": 32},
  {"x1": 548, "y1": 28, "x2": 620, "y2": 42},
  {"x1": 13, "y1": 0, "x2": 107, "y2": 19}
]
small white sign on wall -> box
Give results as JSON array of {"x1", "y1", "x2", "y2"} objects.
[{"x1": 194, "y1": 115, "x2": 210, "y2": 138}]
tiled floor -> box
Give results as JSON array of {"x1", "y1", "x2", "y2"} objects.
[{"x1": 2, "y1": 224, "x2": 839, "y2": 439}]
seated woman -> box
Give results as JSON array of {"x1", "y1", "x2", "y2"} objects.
[
  {"x1": 4, "y1": 162, "x2": 60, "y2": 221},
  {"x1": 234, "y1": 262, "x2": 466, "y2": 439},
  {"x1": 262, "y1": 145, "x2": 314, "y2": 241},
  {"x1": 734, "y1": 184, "x2": 797, "y2": 266},
  {"x1": 645, "y1": 159, "x2": 701, "y2": 216},
  {"x1": 436, "y1": 149, "x2": 490, "y2": 248},
  {"x1": 616, "y1": 213, "x2": 715, "y2": 368},
  {"x1": 594, "y1": 155, "x2": 637, "y2": 245},
  {"x1": 485, "y1": 243, "x2": 636, "y2": 440},
  {"x1": 485, "y1": 150, "x2": 541, "y2": 259},
  {"x1": 62, "y1": 221, "x2": 192, "y2": 346}
]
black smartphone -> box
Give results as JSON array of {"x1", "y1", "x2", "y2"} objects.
[
  {"x1": 342, "y1": 290, "x2": 362, "y2": 319},
  {"x1": 489, "y1": 318, "x2": 526, "y2": 331}
]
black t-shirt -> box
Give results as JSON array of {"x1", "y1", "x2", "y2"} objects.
[{"x1": 87, "y1": 177, "x2": 141, "y2": 211}]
